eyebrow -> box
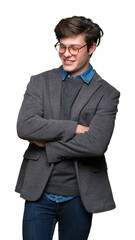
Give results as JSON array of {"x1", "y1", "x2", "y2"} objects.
[{"x1": 60, "y1": 42, "x2": 82, "y2": 47}]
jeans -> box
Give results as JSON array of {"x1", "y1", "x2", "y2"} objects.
[{"x1": 23, "y1": 194, "x2": 93, "y2": 240}]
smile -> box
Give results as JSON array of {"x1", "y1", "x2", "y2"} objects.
[{"x1": 63, "y1": 59, "x2": 75, "y2": 65}]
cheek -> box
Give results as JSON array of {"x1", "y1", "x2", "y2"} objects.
[
  {"x1": 77, "y1": 54, "x2": 89, "y2": 65},
  {"x1": 59, "y1": 53, "x2": 62, "y2": 59}
]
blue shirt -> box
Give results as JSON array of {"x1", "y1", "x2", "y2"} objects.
[
  {"x1": 62, "y1": 64, "x2": 94, "y2": 84},
  {"x1": 44, "y1": 193, "x2": 74, "y2": 203},
  {"x1": 45, "y1": 64, "x2": 94, "y2": 203}
]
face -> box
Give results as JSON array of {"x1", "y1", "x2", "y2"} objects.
[{"x1": 59, "y1": 34, "x2": 96, "y2": 77}]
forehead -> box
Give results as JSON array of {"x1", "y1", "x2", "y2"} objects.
[{"x1": 60, "y1": 34, "x2": 86, "y2": 46}]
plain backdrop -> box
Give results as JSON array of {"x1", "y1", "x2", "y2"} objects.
[{"x1": 0, "y1": 0, "x2": 135, "y2": 239}]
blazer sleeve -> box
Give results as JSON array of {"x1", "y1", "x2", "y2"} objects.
[
  {"x1": 46, "y1": 89, "x2": 120, "y2": 163},
  {"x1": 17, "y1": 76, "x2": 77, "y2": 142}
]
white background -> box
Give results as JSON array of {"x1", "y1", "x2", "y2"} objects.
[{"x1": 0, "y1": 0, "x2": 135, "y2": 239}]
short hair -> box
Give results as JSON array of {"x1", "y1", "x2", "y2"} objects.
[{"x1": 54, "y1": 16, "x2": 104, "y2": 51}]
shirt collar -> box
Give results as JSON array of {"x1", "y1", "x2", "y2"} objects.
[{"x1": 62, "y1": 64, "x2": 94, "y2": 84}]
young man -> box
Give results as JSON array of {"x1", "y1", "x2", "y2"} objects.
[{"x1": 15, "y1": 16, "x2": 120, "y2": 240}]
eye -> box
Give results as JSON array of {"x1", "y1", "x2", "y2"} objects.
[
  {"x1": 60, "y1": 44, "x2": 66, "y2": 49},
  {"x1": 71, "y1": 47, "x2": 78, "y2": 51}
]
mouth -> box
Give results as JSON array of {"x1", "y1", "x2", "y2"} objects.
[
  {"x1": 65, "y1": 60, "x2": 73, "y2": 63},
  {"x1": 63, "y1": 59, "x2": 75, "y2": 65}
]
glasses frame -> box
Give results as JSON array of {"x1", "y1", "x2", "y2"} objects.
[{"x1": 54, "y1": 42, "x2": 87, "y2": 56}]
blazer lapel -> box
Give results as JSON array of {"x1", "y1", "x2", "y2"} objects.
[
  {"x1": 49, "y1": 68, "x2": 102, "y2": 121},
  {"x1": 70, "y1": 71, "x2": 102, "y2": 121},
  {"x1": 50, "y1": 67, "x2": 62, "y2": 119}
]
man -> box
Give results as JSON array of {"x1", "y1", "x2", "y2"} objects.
[{"x1": 15, "y1": 16, "x2": 120, "y2": 240}]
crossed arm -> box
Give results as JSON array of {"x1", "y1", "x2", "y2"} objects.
[
  {"x1": 29, "y1": 124, "x2": 90, "y2": 147},
  {"x1": 17, "y1": 76, "x2": 120, "y2": 161}
]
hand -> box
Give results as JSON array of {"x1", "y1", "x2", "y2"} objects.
[
  {"x1": 75, "y1": 124, "x2": 90, "y2": 134},
  {"x1": 29, "y1": 140, "x2": 45, "y2": 147}
]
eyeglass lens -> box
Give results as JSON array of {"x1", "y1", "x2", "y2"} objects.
[{"x1": 56, "y1": 44, "x2": 78, "y2": 55}]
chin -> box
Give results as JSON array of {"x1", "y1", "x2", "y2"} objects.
[{"x1": 63, "y1": 65, "x2": 75, "y2": 73}]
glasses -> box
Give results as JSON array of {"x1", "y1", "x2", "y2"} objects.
[{"x1": 54, "y1": 42, "x2": 87, "y2": 56}]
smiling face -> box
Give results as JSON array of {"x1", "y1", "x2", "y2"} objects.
[{"x1": 59, "y1": 34, "x2": 96, "y2": 77}]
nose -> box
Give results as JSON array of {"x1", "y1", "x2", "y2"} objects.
[{"x1": 63, "y1": 48, "x2": 72, "y2": 57}]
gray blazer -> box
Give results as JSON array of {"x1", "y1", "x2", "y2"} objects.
[{"x1": 15, "y1": 66, "x2": 120, "y2": 213}]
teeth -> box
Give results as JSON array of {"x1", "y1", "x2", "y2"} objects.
[{"x1": 65, "y1": 60, "x2": 72, "y2": 63}]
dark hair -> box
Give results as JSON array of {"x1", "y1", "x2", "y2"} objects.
[{"x1": 54, "y1": 16, "x2": 104, "y2": 51}]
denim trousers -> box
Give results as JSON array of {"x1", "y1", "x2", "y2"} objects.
[{"x1": 23, "y1": 194, "x2": 93, "y2": 240}]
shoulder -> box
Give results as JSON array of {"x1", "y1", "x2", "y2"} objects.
[
  {"x1": 93, "y1": 70, "x2": 120, "y2": 97},
  {"x1": 31, "y1": 66, "x2": 62, "y2": 82},
  {"x1": 27, "y1": 66, "x2": 62, "y2": 91}
]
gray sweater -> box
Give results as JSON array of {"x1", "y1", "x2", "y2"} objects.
[{"x1": 45, "y1": 76, "x2": 84, "y2": 196}]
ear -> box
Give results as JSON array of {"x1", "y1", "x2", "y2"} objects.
[{"x1": 88, "y1": 43, "x2": 97, "y2": 56}]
